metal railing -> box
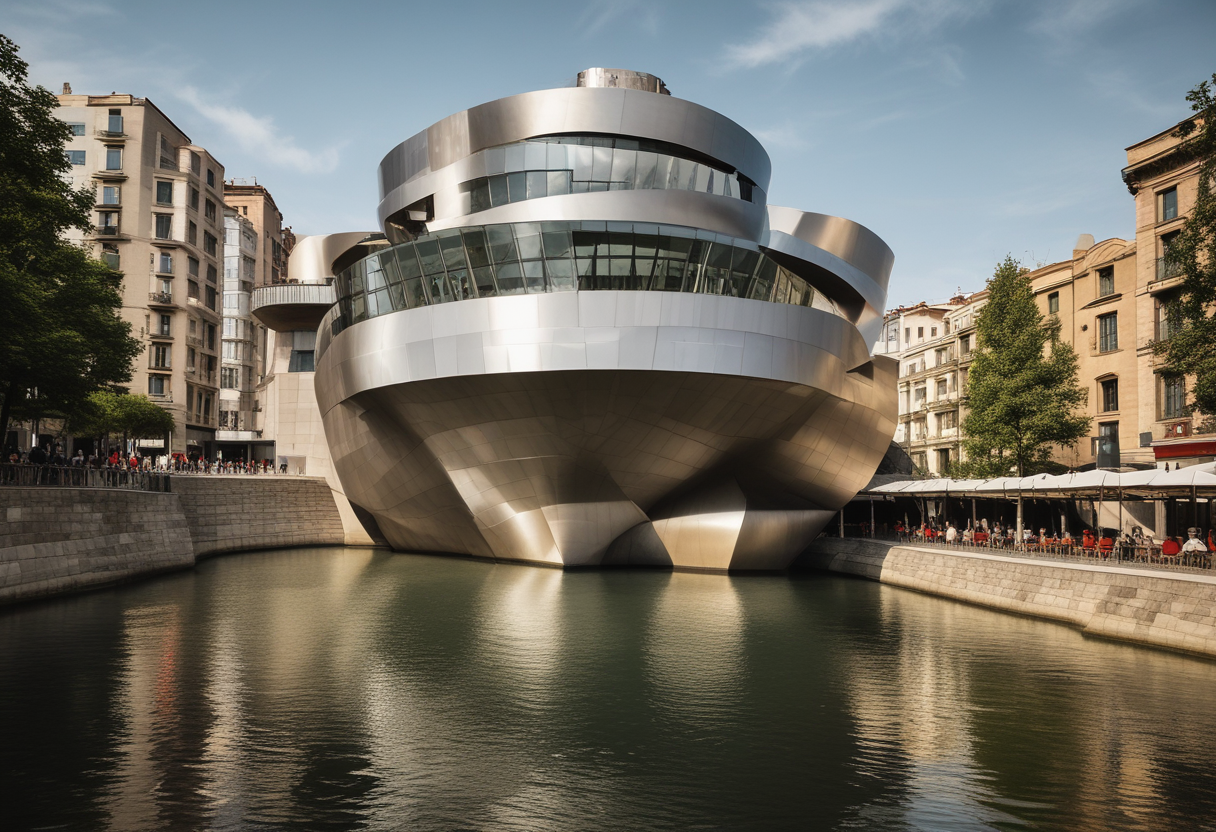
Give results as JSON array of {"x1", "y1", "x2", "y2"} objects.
[
  {"x1": 0, "y1": 464, "x2": 171, "y2": 493},
  {"x1": 1157, "y1": 258, "x2": 1181, "y2": 280}
]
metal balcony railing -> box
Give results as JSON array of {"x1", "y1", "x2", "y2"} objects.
[
  {"x1": 148, "y1": 291, "x2": 174, "y2": 306},
  {"x1": 0, "y1": 464, "x2": 171, "y2": 492},
  {"x1": 1157, "y1": 258, "x2": 1181, "y2": 280}
]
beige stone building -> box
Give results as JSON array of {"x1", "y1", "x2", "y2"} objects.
[
  {"x1": 1123, "y1": 118, "x2": 1216, "y2": 467},
  {"x1": 56, "y1": 91, "x2": 225, "y2": 457}
]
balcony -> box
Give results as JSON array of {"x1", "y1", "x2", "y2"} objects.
[
  {"x1": 251, "y1": 282, "x2": 337, "y2": 331},
  {"x1": 94, "y1": 128, "x2": 126, "y2": 141},
  {"x1": 148, "y1": 291, "x2": 175, "y2": 307},
  {"x1": 1157, "y1": 258, "x2": 1182, "y2": 280},
  {"x1": 149, "y1": 329, "x2": 173, "y2": 341},
  {"x1": 92, "y1": 169, "x2": 127, "y2": 181},
  {"x1": 186, "y1": 335, "x2": 204, "y2": 348},
  {"x1": 148, "y1": 393, "x2": 173, "y2": 403},
  {"x1": 95, "y1": 225, "x2": 122, "y2": 237}
]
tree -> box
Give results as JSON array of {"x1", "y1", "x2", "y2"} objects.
[
  {"x1": 961, "y1": 256, "x2": 1091, "y2": 478},
  {"x1": 1153, "y1": 73, "x2": 1216, "y2": 429},
  {"x1": 0, "y1": 34, "x2": 140, "y2": 446},
  {"x1": 72, "y1": 390, "x2": 175, "y2": 453}
]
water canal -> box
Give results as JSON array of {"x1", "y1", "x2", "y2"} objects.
[{"x1": 1, "y1": 547, "x2": 1214, "y2": 831}]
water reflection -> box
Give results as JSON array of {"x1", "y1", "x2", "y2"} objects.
[{"x1": 0, "y1": 549, "x2": 1214, "y2": 831}]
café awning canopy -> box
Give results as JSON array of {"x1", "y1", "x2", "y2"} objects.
[{"x1": 864, "y1": 463, "x2": 1216, "y2": 499}]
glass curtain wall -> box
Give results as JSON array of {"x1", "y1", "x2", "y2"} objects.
[{"x1": 334, "y1": 221, "x2": 840, "y2": 335}]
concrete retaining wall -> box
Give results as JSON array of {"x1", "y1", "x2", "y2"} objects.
[
  {"x1": 803, "y1": 538, "x2": 1216, "y2": 658},
  {"x1": 1, "y1": 476, "x2": 358, "y2": 605}
]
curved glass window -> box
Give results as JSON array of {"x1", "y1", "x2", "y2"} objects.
[
  {"x1": 451, "y1": 137, "x2": 761, "y2": 219},
  {"x1": 333, "y1": 222, "x2": 839, "y2": 336}
]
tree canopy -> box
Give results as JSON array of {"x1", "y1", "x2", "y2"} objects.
[
  {"x1": 72, "y1": 390, "x2": 175, "y2": 442},
  {"x1": 1153, "y1": 73, "x2": 1216, "y2": 428},
  {"x1": 960, "y1": 256, "x2": 1091, "y2": 476},
  {"x1": 0, "y1": 34, "x2": 140, "y2": 445}
]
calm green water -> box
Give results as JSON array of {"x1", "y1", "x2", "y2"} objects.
[{"x1": 1, "y1": 548, "x2": 1215, "y2": 831}]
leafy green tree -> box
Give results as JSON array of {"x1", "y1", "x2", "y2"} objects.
[
  {"x1": 0, "y1": 34, "x2": 140, "y2": 445},
  {"x1": 1153, "y1": 73, "x2": 1216, "y2": 429},
  {"x1": 72, "y1": 390, "x2": 175, "y2": 452},
  {"x1": 961, "y1": 256, "x2": 1091, "y2": 478}
]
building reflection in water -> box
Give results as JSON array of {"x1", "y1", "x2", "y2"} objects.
[{"x1": 3, "y1": 549, "x2": 1216, "y2": 831}]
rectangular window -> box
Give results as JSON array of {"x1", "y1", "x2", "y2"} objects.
[
  {"x1": 151, "y1": 344, "x2": 171, "y2": 369},
  {"x1": 935, "y1": 348, "x2": 948, "y2": 365},
  {"x1": 100, "y1": 244, "x2": 119, "y2": 270},
  {"x1": 66, "y1": 150, "x2": 86, "y2": 165},
  {"x1": 1160, "y1": 187, "x2": 1178, "y2": 222},
  {"x1": 157, "y1": 251, "x2": 172, "y2": 273},
  {"x1": 1101, "y1": 378, "x2": 1119, "y2": 412},
  {"x1": 206, "y1": 264, "x2": 217, "y2": 284},
  {"x1": 1048, "y1": 291, "x2": 1059, "y2": 314},
  {"x1": 1096, "y1": 422, "x2": 1119, "y2": 467},
  {"x1": 154, "y1": 214, "x2": 172, "y2": 240},
  {"x1": 105, "y1": 147, "x2": 122, "y2": 170},
  {"x1": 203, "y1": 231, "x2": 217, "y2": 255},
  {"x1": 221, "y1": 367, "x2": 240, "y2": 389},
  {"x1": 158, "y1": 314, "x2": 171, "y2": 336},
  {"x1": 101, "y1": 185, "x2": 120, "y2": 205},
  {"x1": 205, "y1": 285, "x2": 217, "y2": 310},
  {"x1": 204, "y1": 198, "x2": 216, "y2": 222},
  {"x1": 188, "y1": 256, "x2": 199, "y2": 278},
  {"x1": 1156, "y1": 293, "x2": 1181, "y2": 340},
  {"x1": 904, "y1": 327, "x2": 910, "y2": 344},
  {"x1": 148, "y1": 375, "x2": 166, "y2": 396},
  {"x1": 188, "y1": 220, "x2": 197, "y2": 245},
  {"x1": 930, "y1": 326, "x2": 937, "y2": 337},
  {"x1": 1162, "y1": 375, "x2": 1186, "y2": 419},
  {"x1": 917, "y1": 326, "x2": 924, "y2": 339},
  {"x1": 97, "y1": 211, "x2": 118, "y2": 233},
  {"x1": 189, "y1": 187, "x2": 199, "y2": 211},
  {"x1": 187, "y1": 347, "x2": 196, "y2": 370},
  {"x1": 1098, "y1": 266, "x2": 1115, "y2": 297},
  {"x1": 1098, "y1": 312, "x2": 1118, "y2": 352},
  {"x1": 67, "y1": 122, "x2": 85, "y2": 136},
  {"x1": 190, "y1": 152, "x2": 201, "y2": 176},
  {"x1": 960, "y1": 334, "x2": 971, "y2": 355},
  {"x1": 107, "y1": 109, "x2": 122, "y2": 134},
  {"x1": 207, "y1": 168, "x2": 216, "y2": 187},
  {"x1": 936, "y1": 378, "x2": 947, "y2": 397},
  {"x1": 288, "y1": 350, "x2": 315, "y2": 373},
  {"x1": 939, "y1": 410, "x2": 957, "y2": 430},
  {"x1": 207, "y1": 324, "x2": 216, "y2": 350},
  {"x1": 188, "y1": 280, "x2": 200, "y2": 300}
]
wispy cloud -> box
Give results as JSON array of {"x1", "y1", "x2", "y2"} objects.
[
  {"x1": 177, "y1": 87, "x2": 340, "y2": 174},
  {"x1": 725, "y1": 0, "x2": 976, "y2": 69},
  {"x1": 1028, "y1": 0, "x2": 1141, "y2": 42},
  {"x1": 754, "y1": 124, "x2": 812, "y2": 149},
  {"x1": 577, "y1": 0, "x2": 659, "y2": 36}
]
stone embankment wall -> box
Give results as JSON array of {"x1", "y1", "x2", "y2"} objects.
[
  {"x1": 803, "y1": 538, "x2": 1216, "y2": 658},
  {"x1": 1, "y1": 476, "x2": 355, "y2": 605}
]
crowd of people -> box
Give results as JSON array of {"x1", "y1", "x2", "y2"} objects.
[
  {"x1": 893, "y1": 517, "x2": 1212, "y2": 566},
  {"x1": 4, "y1": 444, "x2": 286, "y2": 474}
]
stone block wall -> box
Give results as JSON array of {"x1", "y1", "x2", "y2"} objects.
[
  {"x1": 804, "y1": 538, "x2": 1216, "y2": 658},
  {"x1": 172, "y1": 476, "x2": 346, "y2": 557},
  {"x1": 1, "y1": 476, "x2": 356, "y2": 605},
  {"x1": 0, "y1": 489, "x2": 193, "y2": 604}
]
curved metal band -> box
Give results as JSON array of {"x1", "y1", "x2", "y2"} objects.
[{"x1": 378, "y1": 87, "x2": 772, "y2": 220}]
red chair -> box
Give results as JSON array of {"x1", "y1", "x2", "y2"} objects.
[
  {"x1": 1161, "y1": 538, "x2": 1182, "y2": 559},
  {"x1": 974, "y1": 531, "x2": 989, "y2": 546},
  {"x1": 1098, "y1": 537, "x2": 1114, "y2": 558}
]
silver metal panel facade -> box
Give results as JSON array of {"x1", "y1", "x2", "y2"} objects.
[{"x1": 317, "y1": 71, "x2": 898, "y2": 572}]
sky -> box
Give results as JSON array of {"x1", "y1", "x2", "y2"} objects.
[{"x1": 4, "y1": 0, "x2": 1214, "y2": 307}]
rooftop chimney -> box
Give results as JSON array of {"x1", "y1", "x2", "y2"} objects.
[
  {"x1": 1073, "y1": 233, "x2": 1095, "y2": 258},
  {"x1": 62, "y1": 82, "x2": 72, "y2": 95}
]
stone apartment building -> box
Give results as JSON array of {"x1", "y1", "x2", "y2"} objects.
[{"x1": 56, "y1": 91, "x2": 225, "y2": 458}]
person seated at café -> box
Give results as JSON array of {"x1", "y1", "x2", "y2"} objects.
[
  {"x1": 945, "y1": 523, "x2": 958, "y2": 543},
  {"x1": 1182, "y1": 527, "x2": 1209, "y2": 556},
  {"x1": 1161, "y1": 536, "x2": 1182, "y2": 558},
  {"x1": 1082, "y1": 529, "x2": 1096, "y2": 550}
]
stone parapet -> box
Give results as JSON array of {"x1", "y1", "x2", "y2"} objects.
[
  {"x1": 0, "y1": 476, "x2": 363, "y2": 605},
  {"x1": 803, "y1": 538, "x2": 1216, "y2": 658}
]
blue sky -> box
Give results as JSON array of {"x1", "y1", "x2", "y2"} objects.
[{"x1": 5, "y1": 0, "x2": 1214, "y2": 306}]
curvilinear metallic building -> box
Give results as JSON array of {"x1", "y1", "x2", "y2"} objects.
[{"x1": 315, "y1": 68, "x2": 897, "y2": 571}]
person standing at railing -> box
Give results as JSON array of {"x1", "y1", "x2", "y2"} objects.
[{"x1": 28, "y1": 444, "x2": 47, "y2": 465}]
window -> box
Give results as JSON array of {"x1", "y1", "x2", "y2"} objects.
[
  {"x1": 930, "y1": 326, "x2": 937, "y2": 337},
  {"x1": 1098, "y1": 312, "x2": 1118, "y2": 352},
  {"x1": 904, "y1": 327, "x2": 910, "y2": 344},
  {"x1": 187, "y1": 347, "x2": 196, "y2": 370},
  {"x1": 1160, "y1": 186, "x2": 1178, "y2": 222},
  {"x1": 206, "y1": 264, "x2": 217, "y2": 284},
  {"x1": 148, "y1": 375, "x2": 166, "y2": 396},
  {"x1": 936, "y1": 378, "x2": 947, "y2": 398},
  {"x1": 913, "y1": 386, "x2": 926, "y2": 405},
  {"x1": 157, "y1": 251, "x2": 172, "y2": 273},
  {"x1": 935, "y1": 348, "x2": 948, "y2": 365},
  {"x1": 1096, "y1": 422, "x2": 1119, "y2": 467},
  {"x1": 221, "y1": 367, "x2": 240, "y2": 389},
  {"x1": 203, "y1": 231, "x2": 217, "y2": 255},
  {"x1": 207, "y1": 168, "x2": 216, "y2": 187},
  {"x1": 207, "y1": 323, "x2": 216, "y2": 350},
  {"x1": 943, "y1": 320, "x2": 950, "y2": 334},
  {"x1": 67, "y1": 122, "x2": 85, "y2": 136},
  {"x1": 154, "y1": 214, "x2": 172, "y2": 240},
  {"x1": 936, "y1": 449, "x2": 951, "y2": 472},
  {"x1": 1156, "y1": 293, "x2": 1181, "y2": 340},
  {"x1": 66, "y1": 150, "x2": 86, "y2": 165},
  {"x1": 188, "y1": 280, "x2": 200, "y2": 300},
  {"x1": 157, "y1": 314, "x2": 171, "y2": 336},
  {"x1": 107, "y1": 109, "x2": 122, "y2": 134},
  {"x1": 939, "y1": 410, "x2": 957, "y2": 430},
  {"x1": 105, "y1": 147, "x2": 122, "y2": 170},
  {"x1": 960, "y1": 334, "x2": 971, "y2": 355},
  {"x1": 188, "y1": 220, "x2": 197, "y2": 245},
  {"x1": 288, "y1": 350, "x2": 315, "y2": 373},
  {"x1": 97, "y1": 211, "x2": 118, "y2": 233},
  {"x1": 1048, "y1": 291, "x2": 1059, "y2": 314},
  {"x1": 205, "y1": 285, "x2": 217, "y2": 310},
  {"x1": 153, "y1": 180, "x2": 172, "y2": 205},
  {"x1": 1162, "y1": 375, "x2": 1186, "y2": 419},
  {"x1": 100, "y1": 244, "x2": 119, "y2": 269},
  {"x1": 101, "y1": 185, "x2": 120, "y2": 205},
  {"x1": 189, "y1": 187, "x2": 199, "y2": 211},
  {"x1": 151, "y1": 344, "x2": 171, "y2": 369},
  {"x1": 190, "y1": 152, "x2": 201, "y2": 176},
  {"x1": 204, "y1": 199, "x2": 216, "y2": 222},
  {"x1": 1098, "y1": 266, "x2": 1115, "y2": 297},
  {"x1": 917, "y1": 326, "x2": 924, "y2": 339},
  {"x1": 1101, "y1": 378, "x2": 1119, "y2": 412},
  {"x1": 188, "y1": 256, "x2": 199, "y2": 278}
]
